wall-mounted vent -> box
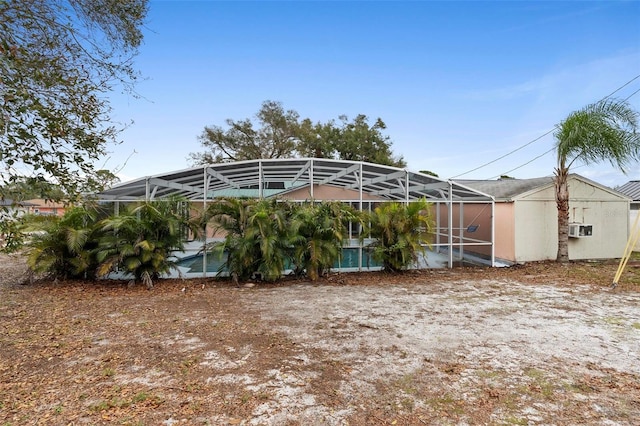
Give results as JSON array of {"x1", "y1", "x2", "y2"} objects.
[{"x1": 568, "y1": 223, "x2": 593, "y2": 238}]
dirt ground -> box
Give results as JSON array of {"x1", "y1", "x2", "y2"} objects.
[{"x1": 1, "y1": 253, "x2": 640, "y2": 426}]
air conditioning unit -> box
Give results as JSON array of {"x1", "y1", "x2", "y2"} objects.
[{"x1": 568, "y1": 223, "x2": 593, "y2": 238}]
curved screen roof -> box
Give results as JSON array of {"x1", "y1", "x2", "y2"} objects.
[{"x1": 97, "y1": 158, "x2": 493, "y2": 202}]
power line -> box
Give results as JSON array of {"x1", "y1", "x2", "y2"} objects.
[
  {"x1": 490, "y1": 86, "x2": 640, "y2": 178},
  {"x1": 449, "y1": 73, "x2": 640, "y2": 179},
  {"x1": 449, "y1": 129, "x2": 554, "y2": 178},
  {"x1": 487, "y1": 147, "x2": 555, "y2": 180},
  {"x1": 624, "y1": 87, "x2": 640, "y2": 102},
  {"x1": 604, "y1": 74, "x2": 640, "y2": 100}
]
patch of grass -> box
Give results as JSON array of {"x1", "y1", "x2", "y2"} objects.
[
  {"x1": 523, "y1": 368, "x2": 555, "y2": 400},
  {"x1": 53, "y1": 404, "x2": 63, "y2": 414},
  {"x1": 565, "y1": 381, "x2": 594, "y2": 394},
  {"x1": 240, "y1": 392, "x2": 252, "y2": 404},
  {"x1": 476, "y1": 369, "x2": 503, "y2": 379},
  {"x1": 603, "y1": 316, "x2": 625, "y2": 326},
  {"x1": 180, "y1": 357, "x2": 200, "y2": 375},
  {"x1": 424, "y1": 394, "x2": 465, "y2": 415},
  {"x1": 395, "y1": 373, "x2": 418, "y2": 395},
  {"x1": 89, "y1": 400, "x2": 110, "y2": 412},
  {"x1": 632, "y1": 322, "x2": 640, "y2": 329},
  {"x1": 90, "y1": 392, "x2": 163, "y2": 413},
  {"x1": 101, "y1": 367, "x2": 115, "y2": 377},
  {"x1": 503, "y1": 416, "x2": 528, "y2": 425},
  {"x1": 132, "y1": 392, "x2": 149, "y2": 403},
  {"x1": 399, "y1": 397, "x2": 415, "y2": 412}
]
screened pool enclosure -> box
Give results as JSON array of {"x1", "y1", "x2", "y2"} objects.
[{"x1": 97, "y1": 158, "x2": 495, "y2": 277}]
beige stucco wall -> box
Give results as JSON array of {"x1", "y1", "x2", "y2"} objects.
[
  {"x1": 632, "y1": 207, "x2": 640, "y2": 252},
  {"x1": 513, "y1": 199, "x2": 558, "y2": 262},
  {"x1": 494, "y1": 203, "x2": 516, "y2": 261},
  {"x1": 280, "y1": 184, "x2": 383, "y2": 201},
  {"x1": 451, "y1": 202, "x2": 514, "y2": 262},
  {"x1": 514, "y1": 177, "x2": 628, "y2": 261},
  {"x1": 432, "y1": 202, "x2": 496, "y2": 261}
]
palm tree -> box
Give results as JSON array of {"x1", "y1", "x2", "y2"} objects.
[
  {"x1": 96, "y1": 199, "x2": 195, "y2": 288},
  {"x1": 288, "y1": 201, "x2": 360, "y2": 280},
  {"x1": 246, "y1": 199, "x2": 289, "y2": 281},
  {"x1": 554, "y1": 98, "x2": 640, "y2": 262},
  {"x1": 27, "y1": 206, "x2": 101, "y2": 279},
  {"x1": 367, "y1": 199, "x2": 433, "y2": 272},
  {"x1": 204, "y1": 198, "x2": 289, "y2": 282}
]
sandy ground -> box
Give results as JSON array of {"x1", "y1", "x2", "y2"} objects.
[
  {"x1": 232, "y1": 279, "x2": 640, "y2": 425},
  {"x1": 1, "y1": 254, "x2": 640, "y2": 425}
]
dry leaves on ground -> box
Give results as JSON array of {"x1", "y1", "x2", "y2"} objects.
[{"x1": 1, "y1": 254, "x2": 639, "y2": 425}]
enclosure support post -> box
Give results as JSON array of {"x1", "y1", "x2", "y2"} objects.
[
  {"x1": 405, "y1": 170, "x2": 409, "y2": 204},
  {"x1": 459, "y1": 202, "x2": 464, "y2": 264},
  {"x1": 202, "y1": 167, "x2": 208, "y2": 278},
  {"x1": 491, "y1": 199, "x2": 495, "y2": 267},
  {"x1": 309, "y1": 159, "x2": 314, "y2": 200},
  {"x1": 448, "y1": 181, "x2": 453, "y2": 268},
  {"x1": 358, "y1": 162, "x2": 363, "y2": 272},
  {"x1": 435, "y1": 202, "x2": 440, "y2": 252},
  {"x1": 258, "y1": 160, "x2": 263, "y2": 199}
]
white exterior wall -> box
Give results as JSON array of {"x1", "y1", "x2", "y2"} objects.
[
  {"x1": 513, "y1": 199, "x2": 557, "y2": 262},
  {"x1": 631, "y1": 204, "x2": 639, "y2": 252},
  {"x1": 513, "y1": 177, "x2": 628, "y2": 261}
]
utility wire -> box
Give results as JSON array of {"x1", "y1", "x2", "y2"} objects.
[
  {"x1": 486, "y1": 86, "x2": 640, "y2": 179},
  {"x1": 449, "y1": 129, "x2": 554, "y2": 178},
  {"x1": 449, "y1": 73, "x2": 640, "y2": 179},
  {"x1": 487, "y1": 148, "x2": 555, "y2": 180},
  {"x1": 623, "y1": 87, "x2": 640, "y2": 102}
]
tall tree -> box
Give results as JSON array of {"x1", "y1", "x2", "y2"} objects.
[
  {"x1": 335, "y1": 114, "x2": 406, "y2": 167},
  {"x1": 554, "y1": 98, "x2": 640, "y2": 262},
  {"x1": 295, "y1": 118, "x2": 339, "y2": 159},
  {"x1": 190, "y1": 100, "x2": 301, "y2": 164},
  {"x1": 0, "y1": 176, "x2": 66, "y2": 201},
  {"x1": 189, "y1": 101, "x2": 406, "y2": 167},
  {"x1": 0, "y1": 0, "x2": 148, "y2": 199}
]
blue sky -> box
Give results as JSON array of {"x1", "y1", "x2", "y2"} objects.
[{"x1": 108, "y1": 0, "x2": 640, "y2": 188}]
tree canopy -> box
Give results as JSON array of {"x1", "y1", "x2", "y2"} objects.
[
  {"x1": 189, "y1": 100, "x2": 406, "y2": 168},
  {"x1": 0, "y1": 0, "x2": 148, "y2": 200}
]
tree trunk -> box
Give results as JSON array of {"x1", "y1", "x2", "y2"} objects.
[{"x1": 555, "y1": 167, "x2": 570, "y2": 262}]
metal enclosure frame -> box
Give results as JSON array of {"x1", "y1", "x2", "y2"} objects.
[{"x1": 97, "y1": 158, "x2": 495, "y2": 272}]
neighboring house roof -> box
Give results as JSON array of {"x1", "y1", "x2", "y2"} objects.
[
  {"x1": 617, "y1": 180, "x2": 640, "y2": 201},
  {"x1": 23, "y1": 198, "x2": 67, "y2": 209},
  {"x1": 456, "y1": 177, "x2": 554, "y2": 200},
  {"x1": 457, "y1": 174, "x2": 627, "y2": 201},
  {"x1": 0, "y1": 199, "x2": 37, "y2": 207}
]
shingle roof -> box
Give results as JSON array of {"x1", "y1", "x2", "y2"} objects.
[
  {"x1": 0, "y1": 199, "x2": 37, "y2": 207},
  {"x1": 617, "y1": 180, "x2": 640, "y2": 201},
  {"x1": 455, "y1": 177, "x2": 554, "y2": 200}
]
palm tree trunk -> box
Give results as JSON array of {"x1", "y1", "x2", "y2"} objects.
[{"x1": 555, "y1": 167, "x2": 570, "y2": 262}]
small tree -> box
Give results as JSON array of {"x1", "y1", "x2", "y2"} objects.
[
  {"x1": 26, "y1": 206, "x2": 102, "y2": 279},
  {"x1": 245, "y1": 199, "x2": 289, "y2": 281},
  {"x1": 96, "y1": 199, "x2": 195, "y2": 288},
  {"x1": 368, "y1": 200, "x2": 434, "y2": 272},
  {"x1": 554, "y1": 99, "x2": 640, "y2": 262},
  {"x1": 288, "y1": 201, "x2": 361, "y2": 280},
  {"x1": 205, "y1": 198, "x2": 289, "y2": 282}
]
